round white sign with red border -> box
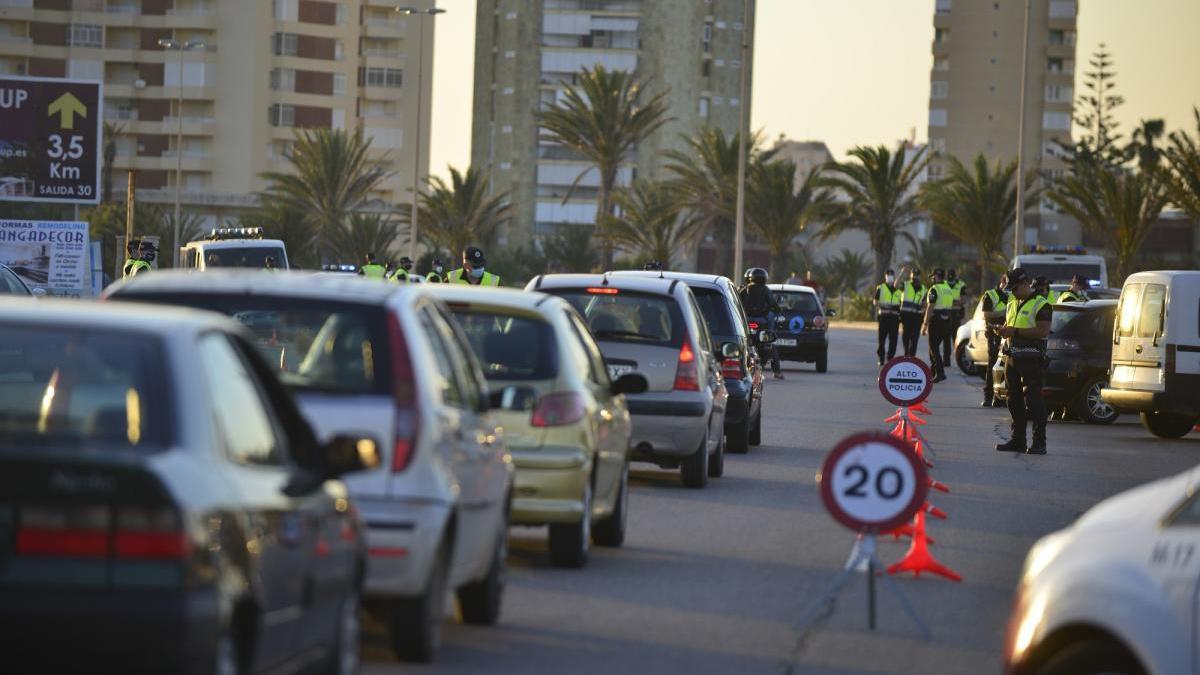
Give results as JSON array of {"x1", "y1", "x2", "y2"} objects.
[
  {"x1": 878, "y1": 356, "x2": 933, "y2": 407},
  {"x1": 818, "y1": 432, "x2": 928, "y2": 533}
]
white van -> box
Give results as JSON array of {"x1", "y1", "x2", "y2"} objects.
[
  {"x1": 1011, "y1": 251, "x2": 1109, "y2": 288},
  {"x1": 1101, "y1": 271, "x2": 1200, "y2": 438},
  {"x1": 179, "y1": 227, "x2": 290, "y2": 270}
]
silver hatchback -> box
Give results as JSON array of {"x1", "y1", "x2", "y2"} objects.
[{"x1": 528, "y1": 274, "x2": 729, "y2": 488}]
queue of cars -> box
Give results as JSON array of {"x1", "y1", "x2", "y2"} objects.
[{"x1": 1, "y1": 266, "x2": 790, "y2": 672}]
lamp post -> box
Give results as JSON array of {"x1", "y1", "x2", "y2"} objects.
[
  {"x1": 158, "y1": 38, "x2": 205, "y2": 267},
  {"x1": 733, "y1": 0, "x2": 751, "y2": 281},
  {"x1": 1013, "y1": 0, "x2": 1031, "y2": 260},
  {"x1": 395, "y1": 6, "x2": 446, "y2": 262}
]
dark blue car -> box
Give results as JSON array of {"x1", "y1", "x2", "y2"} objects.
[{"x1": 767, "y1": 284, "x2": 834, "y2": 373}]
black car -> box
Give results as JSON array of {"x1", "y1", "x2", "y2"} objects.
[
  {"x1": 993, "y1": 299, "x2": 1119, "y2": 424},
  {"x1": 767, "y1": 284, "x2": 834, "y2": 372}
]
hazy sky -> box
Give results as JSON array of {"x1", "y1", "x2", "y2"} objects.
[{"x1": 428, "y1": 0, "x2": 1200, "y2": 175}]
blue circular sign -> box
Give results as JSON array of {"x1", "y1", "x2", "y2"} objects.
[{"x1": 789, "y1": 316, "x2": 805, "y2": 333}]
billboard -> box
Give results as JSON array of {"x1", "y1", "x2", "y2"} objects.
[
  {"x1": 0, "y1": 76, "x2": 102, "y2": 204},
  {"x1": 0, "y1": 220, "x2": 91, "y2": 297}
]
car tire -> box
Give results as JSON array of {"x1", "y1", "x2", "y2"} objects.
[
  {"x1": 457, "y1": 516, "x2": 507, "y2": 625},
  {"x1": 726, "y1": 415, "x2": 750, "y2": 454},
  {"x1": 1035, "y1": 637, "x2": 1143, "y2": 675},
  {"x1": 815, "y1": 350, "x2": 828, "y2": 373},
  {"x1": 708, "y1": 429, "x2": 725, "y2": 478},
  {"x1": 749, "y1": 409, "x2": 762, "y2": 446},
  {"x1": 593, "y1": 464, "x2": 628, "y2": 547},
  {"x1": 680, "y1": 433, "x2": 709, "y2": 489},
  {"x1": 1073, "y1": 377, "x2": 1118, "y2": 425},
  {"x1": 319, "y1": 590, "x2": 361, "y2": 675},
  {"x1": 388, "y1": 538, "x2": 449, "y2": 662},
  {"x1": 548, "y1": 483, "x2": 590, "y2": 568},
  {"x1": 1141, "y1": 411, "x2": 1197, "y2": 439},
  {"x1": 955, "y1": 341, "x2": 976, "y2": 375}
]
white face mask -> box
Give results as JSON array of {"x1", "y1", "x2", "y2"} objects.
[{"x1": 885, "y1": 274, "x2": 895, "y2": 284}]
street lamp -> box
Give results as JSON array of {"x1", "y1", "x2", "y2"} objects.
[
  {"x1": 733, "y1": 0, "x2": 751, "y2": 281},
  {"x1": 1013, "y1": 0, "x2": 1031, "y2": 260},
  {"x1": 395, "y1": 6, "x2": 446, "y2": 262},
  {"x1": 158, "y1": 38, "x2": 206, "y2": 267}
]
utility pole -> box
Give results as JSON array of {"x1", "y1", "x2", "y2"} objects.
[
  {"x1": 158, "y1": 38, "x2": 205, "y2": 267},
  {"x1": 1013, "y1": 0, "x2": 1031, "y2": 261},
  {"x1": 395, "y1": 5, "x2": 446, "y2": 261},
  {"x1": 733, "y1": 0, "x2": 751, "y2": 281}
]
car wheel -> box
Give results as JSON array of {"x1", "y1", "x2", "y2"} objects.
[
  {"x1": 955, "y1": 341, "x2": 976, "y2": 375},
  {"x1": 593, "y1": 464, "x2": 628, "y2": 547},
  {"x1": 1034, "y1": 637, "x2": 1143, "y2": 675},
  {"x1": 388, "y1": 538, "x2": 449, "y2": 662},
  {"x1": 680, "y1": 433, "x2": 709, "y2": 489},
  {"x1": 320, "y1": 590, "x2": 361, "y2": 675},
  {"x1": 1141, "y1": 411, "x2": 1197, "y2": 439},
  {"x1": 749, "y1": 409, "x2": 762, "y2": 446},
  {"x1": 708, "y1": 429, "x2": 725, "y2": 478},
  {"x1": 726, "y1": 415, "x2": 750, "y2": 454},
  {"x1": 457, "y1": 512, "x2": 507, "y2": 625},
  {"x1": 548, "y1": 482, "x2": 590, "y2": 568},
  {"x1": 815, "y1": 349, "x2": 828, "y2": 373},
  {"x1": 1072, "y1": 377, "x2": 1118, "y2": 425}
]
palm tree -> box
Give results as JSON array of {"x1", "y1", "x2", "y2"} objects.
[
  {"x1": 814, "y1": 249, "x2": 871, "y2": 315},
  {"x1": 819, "y1": 144, "x2": 930, "y2": 282},
  {"x1": 542, "y1": 225, "x2": 598, "y2": 273},
  {"x1": 919, "y1": 154, "x2": 1039, "y2": 290},
  {"x1": 259, "y1": 128, "x2": 391, "y2": 260},
  {"x1": 537, "y1": 66, "x2": 671, "y2": 266},
  {"x1": 902, "y1": 239, "x2": 956, "y2": 280},
  {"x1": 1127, "y1": 118, "x2": 1166, "y2": 171},
  {"x1": 746, "y1": 161, "x2": 832, "y2": 280},
  {"x1": 1048, "y1": 165, "x2": 1170, "y2": 282},
  {"x1": 328, "y1": 212, "x2": 402, "y2": 265},
  {"x1": 1164, "y1": 107, "x2": 1200, "y2": 220},
  {"x1": 409, "y1": 165, "x2": 512, "y2": 258},
  {"x1": 605, "y1": 179, "x2": 700, "y2": 269}
]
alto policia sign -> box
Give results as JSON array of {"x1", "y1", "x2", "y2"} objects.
[{"x1": 0, "y1": 76, "x2": 101, "y2": 204}]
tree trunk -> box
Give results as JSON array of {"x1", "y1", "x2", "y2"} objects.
[
  {"x1": 770, "y1": 245, "x2": 788, "y2": 285},
  {"x1": 596, "y1": 169, "x2": 617, "y2": 269},
  {"x1": 873, "y1": 232, "x2": 893, "y2": 289}
]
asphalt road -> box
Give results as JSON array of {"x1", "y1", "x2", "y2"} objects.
[{"x1": 363, "y1": 324, "x2": 1200, "y2": 675}]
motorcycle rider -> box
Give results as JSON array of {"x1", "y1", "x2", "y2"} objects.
[{"x1": 740, "y1": 267, "x2": 783, "y2": 380}]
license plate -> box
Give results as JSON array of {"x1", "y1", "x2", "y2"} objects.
[
  {"x1": 776, "y1": 338, "x2": 797, "y2": 347},
  {"x1": 607, "y1": 364, "x2": 635, "y2": 379}
]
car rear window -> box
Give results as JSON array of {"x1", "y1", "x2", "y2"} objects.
[
  {"x1": 0, "y1": 325, "x2": 171, "y2": 450},
  {"x1": 202, "y1": 246, "x2": 286, "y2": 269},
  {"x1": 1050, "y1": 306, "x2": 1088, "y2": 333},
  {"x1": 690, "y1": 287, "x2": 737, "y2": 338},
  {"x1": 114, "y1": 293, "x2": 390, "y2": 395},
  {"x1": 449, "y1": 309, "x2": 559, "y2": 381},
  {"x1": 774, "y1": 291, "x2": 820, "y2": 312},
  {"x1": 548, "y1": 288, "x2": 684, "y2": 346}
]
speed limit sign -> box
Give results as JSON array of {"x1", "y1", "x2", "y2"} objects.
[{"x1": 818, "y1": 432, "x2": 928, "y2": 533}]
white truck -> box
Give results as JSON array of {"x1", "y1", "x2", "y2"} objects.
[
  {"x1": 1011, "y1": 247, "x2": 1109, "y2": 288},
  {"x1": 179, "y1": 227, "x2": 289, "y2": 270}
]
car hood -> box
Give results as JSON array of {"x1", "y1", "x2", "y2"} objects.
[{"x1": 1072, "y1": 467, "x2": 1200, "y2": 533}]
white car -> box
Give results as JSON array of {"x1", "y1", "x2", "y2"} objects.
[{"x1": 1006, "y1": 467, "x2": 1200, "y2": 675}]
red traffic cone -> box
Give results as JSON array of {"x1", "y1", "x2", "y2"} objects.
[
  {"x1": 887, "y1": 513, "x2": 962, "y2": 582},
  {"x1": 907, "y1": 413, "x2": 928, "y2": 426},
  {"x1": 885, "y1": 410, "x2": 904, "y2": 423},
  {"x1": 911, "y1": 402, "x2": 933, "y2": 415},
  {"x1": 886, "y1": 521, "x2": 936, "y2": 545},
  {"x1": 929, "y1": 477, "x2": 950, "y2": 493},
  {"x1": 925, "y1": 502, "x2": 947, "y2": 520}
]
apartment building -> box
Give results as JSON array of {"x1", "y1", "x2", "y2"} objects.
[
  {"x1": 0, "y1": 0, "x2": 433, "y2": 228},
  {"x1": 470, "y1": 0, "x2": 755, "y2": 258},
  {"x1": 927, "y1": 0, "x2": 1078, "y2": 246}
]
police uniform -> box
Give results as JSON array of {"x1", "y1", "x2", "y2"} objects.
[
  {"x1": 948, "y1": 276, "x2": 967, "y2": 326},
  {"x1": 874, "y1": 281, "x2": 902, "y2": 364},
  {"x1": 980, "y1": 285, "x2": 1009, "y2": 406},
  {"x1": 449, "y1": 246, "x2": 500, "y2": 286},
  {"x1": 389, "y1": 268, "x2": 409, "y2": 283},
  {"x1": 122, "y1": 258, "x2": 151, "y2": 280},
  {"x1": 360, "y1": 263, "x2": 386, "y2": 279},
  {"x1": 1058, "y1": 289, "x2": 1084, "y2": 303},
  {"x1": 925, "y1": 278, "x2": 954, "y2": 380},
  {"x1": 426, "y1": 269, "x2": 444, "y2": 283},
  {"x1": 899, "y1": 278, "x2": 925, "y2": 356},
  {"x1": 998, "y1": 269, "x2": 1052, "y2": 454}
]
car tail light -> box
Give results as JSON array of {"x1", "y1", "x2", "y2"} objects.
[
  {"x1": 812, "y1": 315, "x2": 826, "y2": 329},
  {"x1": 587, "y1": 287, "x2": 619, "y2": 295},
  {"x1": 531, "y1": 392, "x2": 587, "y2": 427},
  {"x1": 388, "y1": 314, "x2": 420, "y2": 472},
  {"x1": 1165, "y1": 344, "x2": 1176, "y2": 375},
  {"x1": 721, "y1": 357, "x2": 745, "y2": 379},
  {"x1": 16, "y1": 504, "x2": 110, "y2": 557},
  {"x1": 114, "y1": 507, "x2": 190, "y2": 559},
  {"x1": 748, "y1": 321, "x2": 760, "y2": 330},
  {"x1": 674, "y1": 338, "x2": 700, "y2": 391}
]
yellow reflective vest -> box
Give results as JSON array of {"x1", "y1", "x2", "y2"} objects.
[
  {"x1": 123, "y1": 259, "x2": 151, "y2": 280},
  {"x1": 1005, "y1": 295, "x2": 1051, "y2": 357},
  {"x1": 900, "y1": 282, "x2": 925, "y2": 313},
  {"x1": 447, "y1": 268, "x2": 500, "y2": 286},
  {"x1": 930, "y1": 282, "x2": 954, "y2": 311},
  {"x1": 876, "y1": 284, "x2": 902, "y2": 314},
  {"x1": 361, "y1": 264, "x2": 386, "y2": 279}
]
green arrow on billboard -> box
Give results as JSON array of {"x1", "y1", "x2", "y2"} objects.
[{"x1": 47, "y1": 92, "x2": 87, "y2": 130}]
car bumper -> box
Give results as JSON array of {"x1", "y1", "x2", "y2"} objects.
[
  {"x1": 1104, "y1": 374, "x2": 1200, "y2": 416},
  {"x1": 357, "y1": 495, "x2": 453, "y2": 598},
  {"x1": 724, "y1": 378, "x2": 752, "y2": 426},
  {"x1": 509, "y1": 446, "x2": 590, "y2": 525},
  {"x1": 775, "y1": 332, "x2": 827, "y2": 360},
  {"x1": 626, "y1": 397, "x2": 710, "y2": 461},
  {"x1": 0, "y1": 587, "x2": 220, "y2": 672}
]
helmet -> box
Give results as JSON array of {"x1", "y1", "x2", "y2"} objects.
[{"x1": 744, "y1": 267, "x2": 768, "y2": 285}]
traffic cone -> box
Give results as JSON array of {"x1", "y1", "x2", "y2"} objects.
[
  {"x1": 924, "y1": 502, "x2": 947, "y2": 520},
  {"x1": 911, "y1": 402, "x2": 933, "y2": 415},
  {"x1": 907, "y1": 413, "x2": 927, "y2": 426},
  {"x1": 887, "y1": 513, "x2": 962, "y2": 582},
  {"x1": 886, "y1": 521, "x2": 936, "y2": 545},
  {"x1": 929, "y1": 477, "x2": 950, "y2": 493},
  {"x1": 884, "y1": 410, "x2": 904, "y2": 424}
]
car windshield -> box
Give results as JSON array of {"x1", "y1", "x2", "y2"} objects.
[
  {"x1": 114, "y1": 293, "x2": 390, "y2": 395},
  {"x1": 549, "y1": 289, "x2": 684, "y2": 346},
  {"x1": 1017, "y1": 263, "x2": 1102, "y2": 285},
  {"x1": 202, "y1": 246, "x2": 286, "y2": 269},
  {"x1": 0, "y1": 325, "x2": 171, "y2": 450},
  {"x1": 774, "y1": 291, "x2": 820, "y2": 312},
  {"x1": 449, "y1": 309, "x2": 559, "y2": 381},
  {"x1": 690, "y1": 287, "x2": 737, "y2": 338}
]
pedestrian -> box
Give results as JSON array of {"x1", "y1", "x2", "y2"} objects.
[
  {"x1": 947, "y1": 268, "x2": 967, "y2": 328},
  {"x1": 899, "y1": 267, "x2": 925, "y2": 356},
  {"x1": 979, "y1": 274, "x2": 1010, "y2": 407},
  {"x1": 922, "y1": 268, "x2": 954, "y2": 382},
  {"x1": 447, "y1": 246, "x2": 501, "y2": 286},
  {"x1": 358, "y1": 253, "x2": 386, "y2": 279},
  {"x1": 804, "y1": 270, "x2": 825, "y2": 302},
  {"x1": 122, "y1": 239, "x2": 152, "y2": 280},
  {"x1": 426, "y1": 258, "x2": 446, "y2": 283},
  {"x1": 785, "y1": 270, "x2": 803, "y2": 286},
  {"x1": 390, "y1": 256, "x2": 414, "y2": 283},
  {"x1": 1058, "y1": 274, "x2": 1088, "y2": 303},
  {"x1": 873, "y1": 268, "x2": 901, "y2": 366},
  {"x1": 739, "y1": 267, "x2": 783, "y2": 379},
  {"x1": 995, "y1": 267, "x2": 1052, "y2": 455}
]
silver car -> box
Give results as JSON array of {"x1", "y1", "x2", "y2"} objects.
[
  {"x1": 106, "y1": 271, "x2": 514, "y2": 663},
  {"x1": 528, "y1": 274, "x2": 729, "y2": 488}
]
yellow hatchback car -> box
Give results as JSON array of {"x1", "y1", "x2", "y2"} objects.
[{"x1": 430, "y1": 286, "x2": 645, "y2": 568}]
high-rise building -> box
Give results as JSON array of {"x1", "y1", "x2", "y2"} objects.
[
  {"x1": 0, "y1": 0, "x2": 434, "y2": 228},
  {"x1": 927, "y1": 0, "x2": 1078, "y2": 246},
  {"x1": 471, "y1": 0, "x2": 755, "y2": 255}
]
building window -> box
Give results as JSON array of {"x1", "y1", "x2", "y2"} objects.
[
  {"x1": 334, "y1": 40, "x2": 344, "y2": 60},
  {"x1": 272, "y1": 32, "x2": 298, "y2": 56},
  {"x1": 361, "y1": 67, "x2": 403, "y2": 88},
  {"x1": 928, "y1": 162, "x2": 944, "y2": 179},
  {"x1": 273, "y1": 0, "x2": 298, "y2": 21},
  {"x1": 1047, "y1": 57, "x2": 1063, "y2": 72},
  {"x1": 1043, "y1": 111, "x2": 1071, "y2": 130},
  {"x1": 930, "y1": 137, "x2": 947, "y2": 154},
  {"x1": 698, "y1": 97, "x2": 709, "y2": 118},
  {"x1": 929, "y1": 108, "x2": 948, "y2": 127},
  {"x1": 934, "y1": 57, "x2": 949, "y2": 71},
  {"x1": 1048, "y1": 30, "x2": 1064, "y2": 45},
  {"x1": 269, "y1": 68, "x2": 295, "y2": 92},
  {"x1": 68, "y1": 24, "x2": 103, "y2": 48},
  {"x1": 930, "y1": 81, "x2": 949, "y2": 99},
  {"x1": 335, "y1": 3, "x2": 348, "y2": 25},
  {"x1": 703, "y1": 22, "x2": 712, "y2": 53},
  {"x1": 935, "y1": 28, "x2": 949, "y2": 43},
  {"x1": 332, "y1": 72, "x2": 346, "y2": 95},
  {"x1": 269, "y1": 103, "x2": 295, "y2": 127},
  {"x1": 1045, "y1": 84, "x2": 1071, "y2": 102},
  {"x1": 935, "y1": 0, "x2": 951, "y2": 14},
  {"x1": 1049, "y1": 1, "x2": 1076, "y2": 18}
]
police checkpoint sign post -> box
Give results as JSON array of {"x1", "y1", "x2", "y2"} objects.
[
  {"x1": 0, "y1": 76, "x2": 101, "y2": 204},
  {"x1": 878, "y1": 356, "x2": 933, "y2": 407}
]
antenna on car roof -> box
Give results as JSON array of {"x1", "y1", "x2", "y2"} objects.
[
  {"x1": 658, "y1": 268, "x2": 665, "y2": 279},
  {"x1": 601, "y1": 271, "x2": 610, "y2": 286}
]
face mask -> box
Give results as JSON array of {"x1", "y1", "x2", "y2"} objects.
[
  {"x1": 470, "y1": 267, "x2": 485, "y2": 279},
  {"x1": 885, "y1": 274, "x2": 894, "y2": 284},
  {"x1": 434, "y1": 265, "x2": 444, "y2": 274}
]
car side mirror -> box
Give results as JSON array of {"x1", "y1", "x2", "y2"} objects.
[
  {"x1": 611, "y1": 373, "x2": 648, "y2": 396},
  {"x1": 489, "y1": 384, "x2": 539, "y2": 411},
  {"x1": 755, "y1": 330, "x2": 776, "y2": 345},
  {"x1": 321, "y1": 434, "x2": 382, "y2": 477},
  {"x1": 825, "y1": 308, "x2": 837, "y2": 317},
  {"x1": 720, "y1": 342, "x2": 742, "y2": 360}
]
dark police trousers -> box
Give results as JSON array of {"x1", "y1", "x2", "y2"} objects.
[
  {"x1": 877, "y1": 313, "x2": 899, "y2": 362},
  {"x1": 983, "y1": 334, "x2": 1001, "y2": 402},
  {"x1": 900, "y1": 312, "x2": 922, "y2": 356},
  {"x1": 1005, "y1": 356, "x2": 1048, "y2": 441},
  {"x1": 928, "y1": 317, "x2": 952, "y2": 378}
]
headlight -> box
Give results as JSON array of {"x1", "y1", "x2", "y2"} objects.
[
  {"x1": 1010, "y1": 591, "x2": 1048, "y2": 664},
  {"x1": 1021, "y1": 531, "x2": 1067, "y2": 586}
]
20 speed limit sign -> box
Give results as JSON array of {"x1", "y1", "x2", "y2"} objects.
[{"x1": 818, "y1": 432, "x2": 928, "y2": 533}]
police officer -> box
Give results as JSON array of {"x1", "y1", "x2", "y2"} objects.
[
  {"x1": 263, "y1": 256, "x2": 279, "y2": 271},
  {"x1": 426, "y1": 259, "x2": 446, "y2": 283},
  {"x1": 1034, "y1": 276, "x2": 1058, "y2": 303},
  {"x1": 873, "y1": 268, "x2": 902, "y2": 366},
  {"x1": 922, "y1": 269, "x2": 954, "y2": 382},
  {"x1": 995, "y1": 267, "x2": 1052, "y2": 455},
  {"x1": 739, "y1": 267, "x2": 783, "y2": 379},
  {"x1": 358, "y1": 253, "x2": 386, "y2": 279},
  {"x1": 644, "y1": 260, "x2": 663, "y2": 271},
  {"x1": 899, "y1": 267, "x2": 925, "y2": 356},
  {"x1": 389, "y1": 256, "x2": 414, "y2": 283},
  {"x1": 447, "y1": 246, "x2": 501, "y2": 286},
  {"x1": 122, "y1": 239, "x2": 153, "y2": 280},
  {"x1": 947, "y1": 268, "x2": 967, "y2": 327},
  {"x1": 1058, "y1": 274, "x2": 1088, "y2": 303},
  {"x1": 979, "y1": 274, "x2": 1010, "y2": 407}
]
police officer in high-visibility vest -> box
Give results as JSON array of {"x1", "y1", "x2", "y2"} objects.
[
  {"x1": 358, "y1": 253, "x2": 386, "y2": 279},
  {"x1": 1058, "y1": 274, "x2": 1088, "y2": 303},
  {"x1": 873, "y1": 268, "x2": 902, "y2": 366},
  {"x1": 995, "y1": 267, "x2": 1052, "y2": 455},
  {"x1": 263, "y1": 256, "x2": 279, "y2": 271},
  {"x1": 899, "y1": 267, "x2": 925, "y2": 356},
  {"x1": 979, "y1": 275, "x2": 1010, "y2": 407},
  {"x1": 447, "y1": 246, "x2": 501, "y2": 286},
  {"x1": 389, "y1": 256, "x2": 414, "y2": 283},
  {"x1": 922, "y1": 269, "x2": 954, "y2": 382},
  {"x1": 426, "y1": 259, "x2": 445, "y2": 283},
  {"x1": 122, "y1": 239, "x2": 153, "y2": 280},
  {"x1": 947, "y1": 268, "x2": 967, "y2": 328}
]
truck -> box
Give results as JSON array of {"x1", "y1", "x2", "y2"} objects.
[
  {"x1": 179, "y1": 227, "x2": 289, "y2": 270},
  {"x1": 1010, "y1": 246, "x2": 1108, "y2": 288}
]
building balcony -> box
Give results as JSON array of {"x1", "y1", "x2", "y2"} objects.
[
  {"x1": 114, "y1": 153, "x2": 214, "y2": 172},
  {"x1": 115, "y1": 117, "x2": 216, "y2": 135},
  {"x1": 105, "y1": 83, "x2": 217, "y2": 100},
  {"x1": 115, "y1": 187, "x2": 259, "y2": 208},
  {"x1": 363, "y1": 18, "x2": 408, "y2": 38}
]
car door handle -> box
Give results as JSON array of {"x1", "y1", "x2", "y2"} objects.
[{"x1": 1135, "y1": 344, "x2": 1143, "y2": 354}]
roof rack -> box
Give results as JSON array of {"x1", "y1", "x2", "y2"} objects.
[
  {"x1": 321, "y1": 264, "x2": 358, "y2": 273},
  {"x1": 1027, "y1": 244, "x2": 1088, "y2": 255},
  {"x1": 207, "y1": 227, "x2": 264, "y2": 241}
]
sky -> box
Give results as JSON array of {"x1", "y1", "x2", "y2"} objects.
[{"x1": 428, "y1": 0, "x2": 1200, "y2": 174}]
